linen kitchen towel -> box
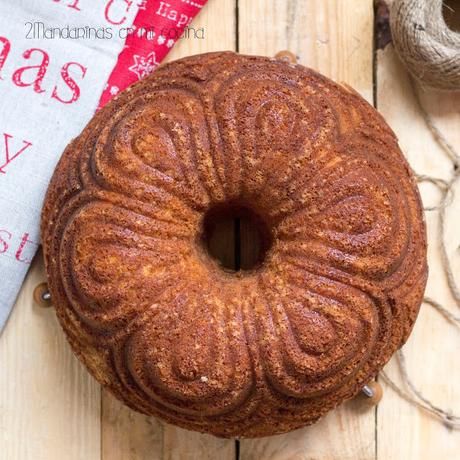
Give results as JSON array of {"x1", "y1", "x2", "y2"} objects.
[{"x1": 0, "y1": 0, "x2": 207, "y2": 332}]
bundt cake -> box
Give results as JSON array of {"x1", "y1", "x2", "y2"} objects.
[{"x1": 41, "y1": 51, "x2": 427, "y2": 438}]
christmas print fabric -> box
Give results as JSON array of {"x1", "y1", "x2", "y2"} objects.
[{"x1": 0, "y1": 0, "x2": 207, "y2": 332}]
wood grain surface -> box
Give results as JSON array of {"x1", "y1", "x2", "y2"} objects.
[
  {"x1": 0, "y1": 251, "x2": 101, "y2": 460},
  {"x1": 375, "y1": 41, "x2": 460, "y2": 460},
  {"x1": 238, "y1": 1, "x2": 376, "y2": 459},
  {"x1": 1, "y1": 0, "x2": 459, "y2": 459}
]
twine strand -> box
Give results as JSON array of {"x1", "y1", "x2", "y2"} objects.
[
  {"x1": 409, "y1": 73, "x2": 460, "y2": 167},
  {"x1": 439, "y1": 174, "x2": 460, "y2": 305},
  {"x1": 381, "y1": 351, "x2": 460, "y2": 429},
  {"x1": 416, "y1": 174, "x2": 452, "y2": 211},
  {"x1": 423, "y1": 296, "x2": 460, "y2": 325},
  {"x1": 380, "y1": 74, "x2": 460, "y2": 430},
  {"x1": 407, "y1": 71, "x2": 460, "y2": 305}
]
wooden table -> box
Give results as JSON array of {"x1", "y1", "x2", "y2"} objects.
[{"x1": 1, "y1": 1, "x2": 459, "y2": 459}]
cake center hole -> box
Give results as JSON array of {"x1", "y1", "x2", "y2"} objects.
[{"x1": 201, "y1": 203, "x2": 273, "y2": 271}]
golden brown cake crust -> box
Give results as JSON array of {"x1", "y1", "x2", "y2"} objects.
[{"x1": 41, "y1": 52, "x2": 427, "y2": 438}]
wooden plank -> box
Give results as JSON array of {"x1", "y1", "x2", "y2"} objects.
[
  {"x1": 164, "y1": 0, "x2": 237, "y2": 62},
  {"x1": 0, "y1": 252, "x2": 101, "y2": 460},
  {"x1": 240, "y1": 215, "x2": 264, "y2": 271},
  {"x1": 239, "y1": 399, "x2": 378, "y2": 460},
  {"x1": 238, "y1": 1, "x2": 376, "y2": 459},
  {"x1": 101, "y1": 392, "x2": 164, "y2": 460},
  {"x1": 101, "y1": 1, "x2": 237, "y2": 459},
  {"x1": 162, "y1": 429, "x2": 236, "y2": 460},
  {"x1": 207, "y1": 217, "x2": 236, "y2": 270},
  {"x1": 376, "y1": 41, "x2": 460, "y2": 460},
  {"x1": 238, "y1": 0, "x2": 374, "y2": 103}
]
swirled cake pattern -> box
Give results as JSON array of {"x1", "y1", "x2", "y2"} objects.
[{"x1": 41, "y1": 52, "x2": 427, "y2": 437}]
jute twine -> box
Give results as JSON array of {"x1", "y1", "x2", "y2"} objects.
[
  {"x1": 380, "y1": 74, "x2": 460, "y2": 429},
  {"x1": 390, "y1": 0, "x2": 460, "y2": 91}
]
